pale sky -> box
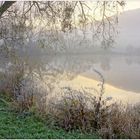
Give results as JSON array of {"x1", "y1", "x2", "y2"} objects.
[
  {"x1": 81, "y1": 1, "x2": 140, "y2": 20},
  {"x1": 30, "y1": 1, "x2": 140, "y2": 28},
  {"x1": 124, "y1": 1, "x2": 140, "y2": 11}
]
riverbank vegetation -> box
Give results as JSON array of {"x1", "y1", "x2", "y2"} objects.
[
  {"x1": 0, "y1": 1, "x2": 139, "y2": 139},
  {"x1": 0, "y1": 93, "x2": 99, "y2": 139},
  {"x1": 0, "y1": 85, "x2": 139, "y2": 139}
]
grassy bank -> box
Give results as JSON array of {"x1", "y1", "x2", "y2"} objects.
[
  {"x1": 0, "y1": 95, "x2": 99, "y2": 139},
  {"x1": 0, "y1": 86, "x2": 140, "y2": 139}
]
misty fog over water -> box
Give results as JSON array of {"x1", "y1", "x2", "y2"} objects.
[{"x1": 0, "y1": 8, "x2": 140, "y2": 104}]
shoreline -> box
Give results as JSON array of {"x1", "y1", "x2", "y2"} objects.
[{"x1": 58, "y1": 75, "x2": 140, "y2": 104}]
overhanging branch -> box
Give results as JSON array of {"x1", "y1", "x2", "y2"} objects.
[{"x1": 0, "y1": 1, "x2": 16, "y2": 18}]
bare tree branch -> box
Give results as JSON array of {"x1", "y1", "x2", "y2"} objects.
[{"x1": 0, "y1": 1, "x2": 16, "y2": 17}]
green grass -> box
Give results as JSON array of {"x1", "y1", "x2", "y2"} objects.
[{"x1": 0, "y1": 96, "x2": 100, "y2": 139}]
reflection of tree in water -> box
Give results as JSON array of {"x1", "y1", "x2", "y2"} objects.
[
  {"x1": 1, "y1": 46, "x2": 140, "y2": 100},
  {"x1": 125, "y1": 58, "x2": 133, "y2": 65},
  {"x1": 100, "y1": 57, "x2": 111, "y2": 71},
  {"x1": 1, "y1": 48, "x2": 140, "y2": 79}
]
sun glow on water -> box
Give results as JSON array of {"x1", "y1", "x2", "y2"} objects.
[{"x1": 58, "y1": 75, "x2": 140, "y2": 104}]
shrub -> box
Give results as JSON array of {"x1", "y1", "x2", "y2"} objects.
[
  {"x1": 48, "y1": 87, "x2": 140, "y2": 139},
  {"x1": 98, "y1": 103, "x2": 140, "y2": 139},
  {"x1": 49, "y1": 87, "x2": 111, "y2": 131}
]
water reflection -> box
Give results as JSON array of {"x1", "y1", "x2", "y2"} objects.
[{"x1": 0, "y1": 47, "x2": 140, "y2": 103}]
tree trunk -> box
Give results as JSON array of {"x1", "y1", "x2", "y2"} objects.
[{"x1": 0, "y1": 1, "x2": 16, "y2": 18}]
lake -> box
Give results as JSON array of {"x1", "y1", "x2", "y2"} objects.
[
  {"x1": 43, "y1": 53, "x2": 140, "y2": 104},
  {"x1": 0, "y1": 48, "x2": 140, "y2": 104}
]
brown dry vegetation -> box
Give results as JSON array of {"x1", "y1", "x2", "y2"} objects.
[
  {"x1": 48, "y1": 89, "x2": 140, "y2": 139},
  {"x1": 0, "y1": 70, "x2": 140, "y2": 139}
]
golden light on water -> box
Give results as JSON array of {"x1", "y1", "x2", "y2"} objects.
[{"x1": 58, "y1": 75, "x2": 140, "y2": 104}]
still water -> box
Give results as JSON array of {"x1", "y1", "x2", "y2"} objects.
[
  {"x1": 0, "y1": 50, "x2": 140, "y2": 104},
  {"x1": 43, "y1": 54, "x2": 140, "y2": 104}
]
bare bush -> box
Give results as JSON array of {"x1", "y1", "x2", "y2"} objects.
[
  {"x1": 48, "y1": 88, "x2": 111, "y2": 131},
  {"x1": 98, "y1": 103, "x2": 140, "y2": 139},
  {"x1": 47, "y1": 87, "x2": 140, "y2": 139}
]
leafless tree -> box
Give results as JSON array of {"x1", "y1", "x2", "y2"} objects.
[{"x1": 0, "y1": 1, "x2": 125, "y2": 48}]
